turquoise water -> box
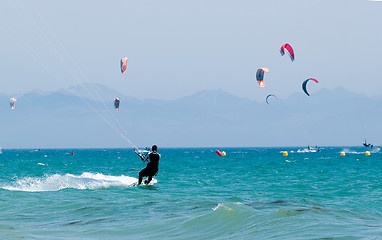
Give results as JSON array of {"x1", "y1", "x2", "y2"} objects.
[{"x1": 1, "y1": 147, "x2": 382, "y2": 239}]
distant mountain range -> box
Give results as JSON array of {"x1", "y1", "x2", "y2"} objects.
[{"x1": 1, "y1": 84, "x2": 381, "y2": 148}]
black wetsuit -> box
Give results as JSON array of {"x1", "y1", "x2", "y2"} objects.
[
  {"x1": 364, "y1": 143, "x2": 373, "y2": 148},
  {"x1": 138, "y1": 151, "x2": 160, "y2": 185}
]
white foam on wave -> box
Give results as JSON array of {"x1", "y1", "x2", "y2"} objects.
[
  {"x1": 342, "y1": 148, "x2": 362, "y2": 154},
  {"x1": 370, "y1": 147, "x2": 380, "y2": 153},
  {"x1": 297, "y1": 148, "x2": 319, "y2": 153},
  {"x1": 1, "y1": 172, "x2": 141, "y2": 192},
  {"x1": 341, "y1": 147, "x2": 380, "y2": 154},
  {"x1": 213, "y1": 203, "x2": 232, "y2": 211}
]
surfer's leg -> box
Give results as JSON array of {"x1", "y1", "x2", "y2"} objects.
[
  {"x1": 138, "y1": 169, "x2": 146, "y2": 185},
  {"x1": 145, "y1": 175, "x2": 153, "y2": 184},
  {"x1": 138, "y1": 171, "x2": 143, "y2": 185}
]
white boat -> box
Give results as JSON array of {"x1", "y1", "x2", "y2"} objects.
[{"x1": 297, "y1": 146, "x2": 321, "y2": 153}]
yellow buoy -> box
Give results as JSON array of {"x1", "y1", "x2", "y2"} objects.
[
  {"x1": 283, "y1": 151, "x2": 288, "y2": 157},
  {"x1": 221, "y1": 151, "x2": 226, "y2": 156},
  {"x1": 340, "y1": 151, "x2": 345, "y2": 156},
  {"x1": 365, "y1": 151, "x2": 370, "y2": 156}
]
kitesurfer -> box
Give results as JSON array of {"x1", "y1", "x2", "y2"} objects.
[
  {"x1": 137, "y1": 145, "x2": 160, "y2": 185},
  {"x1": 363, "y1": 140, "x2": 373, "y2": 148}
]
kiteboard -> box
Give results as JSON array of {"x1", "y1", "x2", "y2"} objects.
[{"x1": 133, "y1": 178, "x2": 157, "y2": 187}]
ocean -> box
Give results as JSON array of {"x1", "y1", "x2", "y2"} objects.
[{"x1": 0, "y1": 147, "x2": 381, "y2": 239}]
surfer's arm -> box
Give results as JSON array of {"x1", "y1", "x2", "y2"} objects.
[
  {"x1": 143, "y1": 152, "x2": 150, "y2": 162},
  {"x1": 134, "y1": 149, "x2": 146, "y2": 161}
]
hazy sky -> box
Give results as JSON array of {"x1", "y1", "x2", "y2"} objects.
[{"x1": 0, "y1": 0, "x2": 381, "y2": 101}]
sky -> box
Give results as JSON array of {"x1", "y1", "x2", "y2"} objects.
[{"x1": 0, "y1": 0, "x2": 381, "y2": 102}]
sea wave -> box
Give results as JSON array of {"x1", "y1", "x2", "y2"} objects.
[{"x1": 0, "y1": 172, "x2": 153, "y2": 192}]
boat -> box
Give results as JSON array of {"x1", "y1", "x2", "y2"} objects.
[{"x1": 297, "y1": 146, "x2": 321, "y2": 153}]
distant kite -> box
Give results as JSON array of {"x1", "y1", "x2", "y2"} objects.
[
  {"x1": 120, "y1": 57, "x2": 128, "y2": 73},
  {"x1": 280, "y1": 43, "x2": 295, "y2": 61},
  {"x1": 256, "y1": 68, "x2": 269, "y2": 88},
  {"x1": 302, "y1": 78, "x2": 318, "y2": 96},
  {"x1": 114, "y1": 98, "x2": 120, "y2": 111},
  {"x1": 266, "y1": 94, "x2": 276, "y2": 104},
  {"x1": 9, "y1": 98, "x2": 17, "y2": 110}
]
